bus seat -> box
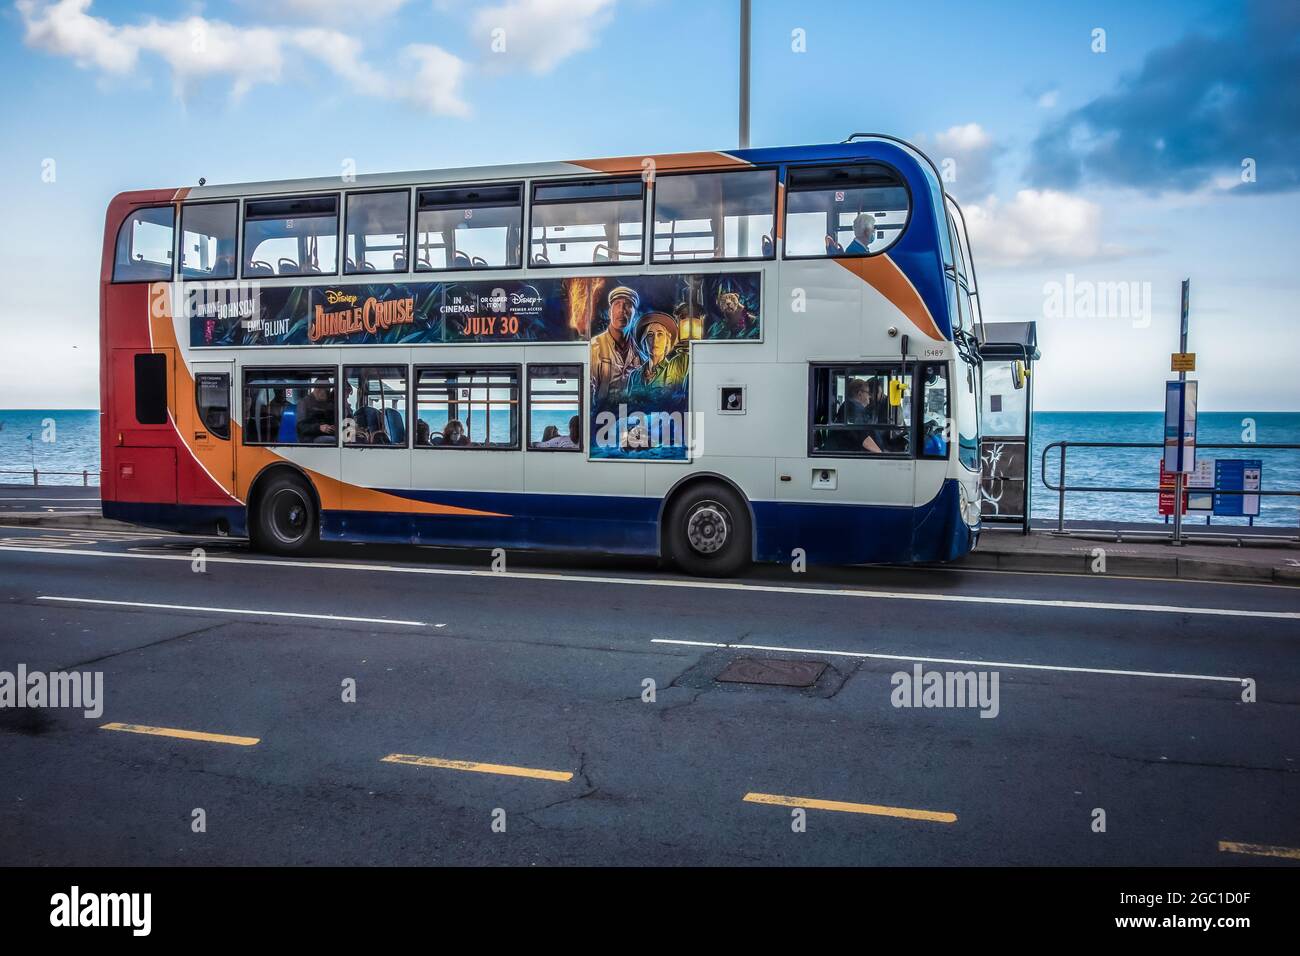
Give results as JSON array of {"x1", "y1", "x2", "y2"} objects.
[
  {"x1": 472, "y1": 256, "x2": 488, "y2": 268},
  {"x1": 453, "y1": 251, "x2": 472, "y2": 268},
  {"x1": 761, "y1": 234, "x2": 774, "y2": 257},
  {"x1": 355, "y1": 406, "x2": 382, "y2": 438},
  {"x1": 247, "y1": 261, "x2": 274, "y2": 277},
  {"x1": 393, "y1": 254, "x2": 407, "y2": 271},
  {"x1": 277, "y1": 258, "x2": 300, "y2": 275},
  {"x1": 384, "y1": 408, "x2": 405, "y2": 445},
  {"x1": 277, "y1": 403, "x2": 298, "y2": 443},
  {"x1": 363, "y1": 262, "x2": 377, "y2": 272},
  {"x1": 345, "y1": 258, "x2": 356, "y2": 272},
  {"x1": 250, "y1": 392, "x2": 268, "y2": 442}
]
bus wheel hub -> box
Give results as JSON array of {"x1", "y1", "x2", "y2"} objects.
[{"x1": 687, "y1": 504, "x2": 729, "y2": 555}]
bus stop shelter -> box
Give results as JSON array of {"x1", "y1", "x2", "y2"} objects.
[{"x1": 978, "y1": 322, "x2": 1040, "y2": 533}]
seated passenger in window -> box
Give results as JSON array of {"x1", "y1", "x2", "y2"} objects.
[
  {"x1": 432, "y1": 419, "x2": 469, "y2": 447},
  {"x1": 415, "y1": 419, "x2": 431, "y2": 446},
  {"x1": 538, "y1": 415, "x2": 580, "y2": 449},
  {"x1": 296, "y1": 378, "x2": 336, "y2": 443},
  {"x1": 845, "y1": 213, "x2": 876, "y2": 254},
  {"x1": 834, "y1": 377, "x2": 884, "y2": 454}
]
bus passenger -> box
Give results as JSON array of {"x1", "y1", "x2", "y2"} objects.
[
  {"x1": 836, "y1": 377, "x2": 883, "y2": 454},
  {"x1": 845, "y1": 213, "x2": 875, "y2": 254},
  {"x1": 296, "y1": 378, "x2": 337, "y2": 443}
]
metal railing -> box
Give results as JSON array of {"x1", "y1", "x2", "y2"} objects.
[
  {"x1": 1040, "y1": 441, "x2": 1300, "y2": 541},
  {"x1": 0, "y1": 468, "x2": 99, "y2": 487}
]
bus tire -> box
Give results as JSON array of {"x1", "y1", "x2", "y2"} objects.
[
  {"x1": 252, "y1": 472, "x2": 318, "y2": 556},
  {"x1": 665, "y1": 481, "x2": 752, "y2": 578}
]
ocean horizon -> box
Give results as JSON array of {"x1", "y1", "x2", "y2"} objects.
[{"x1": 3, "y1": 408, "x2": 1297, "y2": 527}]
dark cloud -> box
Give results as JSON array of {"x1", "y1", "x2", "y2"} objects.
[{"x1": 1027, "y1": 0, "x2": 1300, "y2": 194}]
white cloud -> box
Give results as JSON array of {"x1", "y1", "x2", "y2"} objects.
[
  {"x1": 18, "y1": 0, "x2": 468, "y2": 115},
  {"x1": 1037, "y1": 89, "x2": 1059, "y2": 109},
  {"x1": 964, "y1": 189, "x2": 1127, "y2": 267},
  {"x1": 473, "y1": 0, "x2": 615, "y2": 74},
  {"x1": 917, "y1": 123, "x2": 1000, "y2": 200},
  {"x1": 933, "y1": 122, "x2": 992, "y2": 153}
]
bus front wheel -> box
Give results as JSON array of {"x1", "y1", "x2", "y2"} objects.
[
  {"x1": 665, "y1": 481, "x2": 752, "y2": 577},
  {"x1": 252, "y1": 473, "x2": 318, "y2": 555}
]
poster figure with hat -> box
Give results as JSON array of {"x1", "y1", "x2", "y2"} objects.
[
  {"x1": 589, "y1": 284, "x2": 642, "y2": 406},
  {"x1": 587, "y1": 271, "x2": 761, "y2": 460}
]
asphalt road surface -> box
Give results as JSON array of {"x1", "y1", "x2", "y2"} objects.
[{"x1": 0, "y1": 521, "x2": 1297, "y2": 866}]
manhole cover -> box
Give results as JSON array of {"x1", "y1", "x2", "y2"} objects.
[{"x1": 716, "y1": 657, "x2": 827, "y2": 687}]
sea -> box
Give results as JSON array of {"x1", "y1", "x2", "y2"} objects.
[{"x1": 4, "y1": 409, "x2": 1297, "y2": 527}]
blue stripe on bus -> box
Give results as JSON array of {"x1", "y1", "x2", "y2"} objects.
[{"x1": 102, "y1": 480, "x2": 973, "y2": 566}]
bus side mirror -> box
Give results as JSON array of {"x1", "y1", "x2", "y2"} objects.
[{"x1": 1012, "y1": 360, "x2": 1028, "y2": 390}]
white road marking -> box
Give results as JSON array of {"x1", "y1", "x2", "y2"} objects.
[
  {"x1": 38, "y1": 595, "x2": 429, "y2": 627},
  {"x1": 1, "y1": 543, "x2": 1296, "y2": 621},
  {"x1": 650, "y1": 638, "x2": 1247, "y2": 684}
]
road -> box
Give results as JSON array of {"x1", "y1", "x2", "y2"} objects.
[{"x1": 0, "y1": 521, "x2": 1297, "y2": 866}]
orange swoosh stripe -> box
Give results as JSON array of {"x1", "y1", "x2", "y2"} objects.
[
  {"x1": 835, "y1": 255, "x2": 945, "y2": 341},
  {"x1": 571, "y1": 151, "x2": 750, "y2": 175}
]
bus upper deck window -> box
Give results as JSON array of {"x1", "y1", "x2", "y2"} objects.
[
  {"x1": 346, "y1": 191, "x2": 410, "y2": 275},
  {"x1": 653, "y1": 168, "x2": 776, "y2": 263},
  {"x1": 243, "y1": 195, "x2": 339, "y2": 278},
  {"x1": 783, "y1": 163, "x2": 909, "y2": 259},
  {"x1": 113, "y1": 206, "x2": 174, "y2": 282},
  {"x1": 181, "y1": 202, "x2": 237, "y2": 280},
  {"x1": 529, "y1": 178, "x2": 643, "y2": 267},
  {"x1": 415, "y1": 184, "x2": 522, "y2": 272}
]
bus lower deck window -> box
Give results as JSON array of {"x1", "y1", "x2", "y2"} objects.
[
  {"x1": 810, "y1": 365, "x2": 913, "y2": 457},
  {"x1": 243, "y1": 368, "x2": 338, "y2": 445}
]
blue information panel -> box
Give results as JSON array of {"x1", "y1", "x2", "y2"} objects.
[{"x1": 1214, "y1": 459, "x2": 1262, "y2": 517}]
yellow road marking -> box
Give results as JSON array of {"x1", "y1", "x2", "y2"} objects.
[
  {"x1": 100, "y1": 722, "x2": 259, "y2": 747},
  {"x1": 1218, "y1": 840, "x2": 1300, "y2": 861},
  {"x1": 381, "y1": 753, "x2": 572, "y2": 782},
  {"x1": 743, "y1": 791, "x2": 957, "y2": 823}
]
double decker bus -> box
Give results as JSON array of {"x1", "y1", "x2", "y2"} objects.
[{"x1": 99, "y1": 134, "x2": 984, "y2": 576}]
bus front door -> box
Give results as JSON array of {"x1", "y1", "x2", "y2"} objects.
[{"x1": 189, "y1": 361, "x2": 236, "y2": 503}]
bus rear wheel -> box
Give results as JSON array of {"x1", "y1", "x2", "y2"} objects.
[
  {"x1": 665, "y1": 482, "x2": 752, "y2": 577},
  {"x1": 252, "y1": 473, "x2": 318, "y2": 556}
]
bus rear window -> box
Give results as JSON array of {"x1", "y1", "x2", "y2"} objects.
[
  {"x1": 113, "y1": 206, "x2": 174, "y2": 282},
  {"x1": 784, "y1": 164, "x2": 909, "y2": 258},
  {"x1": 243, "y1": 195, "x2": 338, "y2": 277}
]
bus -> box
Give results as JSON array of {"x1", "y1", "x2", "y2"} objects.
[{"x1": 99, "y1": 134, "x2": 984, "y2": 576}]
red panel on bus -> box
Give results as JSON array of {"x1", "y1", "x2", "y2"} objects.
[{"x1": 112, "y1": 447, "x2": 177, "y2": 503}]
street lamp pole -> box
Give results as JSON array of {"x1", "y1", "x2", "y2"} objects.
[{"x1": 739, "y1": 0, "x2": 751, "y2": 149}]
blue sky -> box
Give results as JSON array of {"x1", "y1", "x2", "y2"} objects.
[{"x1": 1, "y1": 0, "x2": 1297, "y2": 411}]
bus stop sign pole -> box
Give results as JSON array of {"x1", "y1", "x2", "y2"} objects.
[{"x1": 1172, "y1": 278, "x2": 1190, "y2": 546}]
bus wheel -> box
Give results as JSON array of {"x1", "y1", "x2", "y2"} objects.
[
  {"x1": 666, "y1": 481, "x2": 751, "y2": 577},
  {"x1": 253, "y1": 473, "x2": 318, "y2": 555}
]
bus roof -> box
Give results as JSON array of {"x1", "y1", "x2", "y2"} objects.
[{"x1": 169, "y1": 136, "x2": 945, "y2": 202}]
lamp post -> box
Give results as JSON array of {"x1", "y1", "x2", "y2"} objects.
[{"x1": 739, "y1": 0, "x2": 751, "y2": 149}]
